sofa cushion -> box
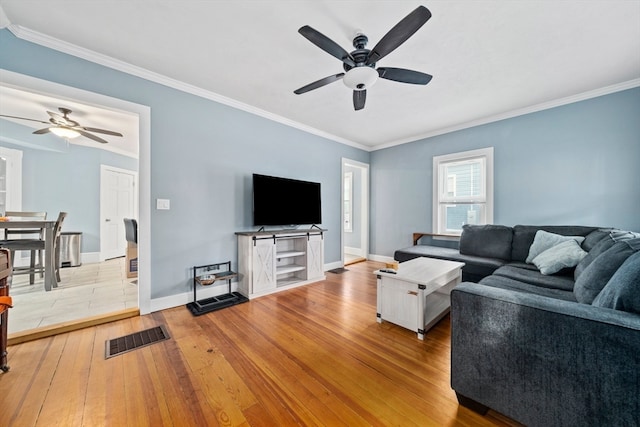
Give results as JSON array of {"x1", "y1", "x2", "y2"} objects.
[
  {"x1": 531, "y1": 239, "x2": 587, "y2": 275},
  {"x1": 581, "y1": 228, "x2": 613, "y2": 251},
  {"x1": 574, "y1": 235, "x2": 616, "y2": 280},
  {"x1": 574, "y1": 238, "x2": 640, "y2": 304},
  {"x1": 592, "y1": 251, "x2": 640, "y2": 314},
  {"x1": 493, "y1": 265, "x2": 575, "y2": 291},
  {"x1": 525, "y1": 230, "x2": 585, "y2": 264},
  {"x1": 511, "y1": 225, "x2": 598, "y2": 262},
  {"x1": 478, "y1": 275, "x2": 577, "y2": 301},
  {"x1": 459, "y1": 224, "x2": 513, "y2": 260}
]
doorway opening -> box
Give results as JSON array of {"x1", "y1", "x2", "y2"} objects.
[{"x1": 341, "y1": 158, "x2": 369, "y2": 266}]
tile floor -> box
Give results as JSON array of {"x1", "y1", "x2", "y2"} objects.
[{"x1": 7, "y1": 257, "x2": 138, "y2": 334}]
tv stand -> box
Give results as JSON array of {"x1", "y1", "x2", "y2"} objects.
[{"x1": 236, "y1": 229, "x2": 326, "y2": 299}]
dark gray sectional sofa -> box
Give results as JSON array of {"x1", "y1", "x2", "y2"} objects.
[{"x1": 394, "y1": 224, "x2": 640, "y2": 427}]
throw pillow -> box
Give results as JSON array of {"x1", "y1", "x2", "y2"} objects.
[
  {"x1": 574, "y1": 238, "x2": 640, "y2": 304},
  {"x1": 574, "y1": 235, "x2": 616, "y2": 280},
  {"x1": 532, "y1": 240, "x2": 588, "y2": 275},
  {"x1": 592, "y1": 251, "x2": 640, "y2": 314},
  {"x1": 526, "y1": 230, "x2": 586, "y2": 264}
]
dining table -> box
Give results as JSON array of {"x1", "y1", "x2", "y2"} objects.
[{"x1": 0, "y1": 220, "x2": 57, "y2": 291}]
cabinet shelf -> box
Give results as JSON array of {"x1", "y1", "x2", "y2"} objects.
[
  {"x1": 276, "y1": 250, "x2": 306, "y2": 259},
  {"x1": 276, "y1": 264, "x2": 306, "y2": 275}
]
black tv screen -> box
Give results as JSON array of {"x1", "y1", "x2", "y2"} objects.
[{"x1": 253, "y1": 174, "x2": 322, "y2": 226}]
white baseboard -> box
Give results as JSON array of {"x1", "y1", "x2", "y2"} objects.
[
  {"x1": 80, "y1": 252, "x2": 101, "y2": 264},
  {"x1": 13, "y1": 250, "x2": 101, "y2": 267},
  {"x1": 150, "y1": 262, "x2": 343, "y2": 313},
  {"x1": 344, "y1": 246, "x2": 364, "y2": 256},
  {"x1": 150, "y1": 280, "x2": 241, "y2": 312},
  {"x1": 324, "y1": 260, "x2": 343, "y2": 271}
]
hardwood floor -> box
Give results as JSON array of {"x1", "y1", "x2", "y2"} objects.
[{"x1": 0, "y1": 261, "x2": 518, "y2": 426}]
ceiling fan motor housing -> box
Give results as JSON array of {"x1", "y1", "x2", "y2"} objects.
[{"x1": 342, "y1": 34, "x2": 378, "y2": 91}]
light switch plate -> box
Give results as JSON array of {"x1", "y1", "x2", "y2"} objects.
[{"x1": 156, "y1": 198, "x2": 170, "y2": 210}]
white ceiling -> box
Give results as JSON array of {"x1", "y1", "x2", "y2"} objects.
[{"x1": 1, "y1": 1, "x2": 639, "y2": 151}]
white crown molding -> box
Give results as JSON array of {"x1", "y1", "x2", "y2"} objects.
[
  {"x1": 376, "y1": 78, "x2": 640, "y2": 151},
  {"x1": 7, "y1": 24, "x2": 638, "y2": 153},
  {"x1": 7, "y1": 24, "x2": 369, "y2": 151}
]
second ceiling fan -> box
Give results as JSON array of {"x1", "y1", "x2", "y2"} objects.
[
  {"x1": 0, "y1": 107, "x2": 123, "y2": 144},
  {"x1": 294, "y1": 5, "x2": 433, "y2": 111}
]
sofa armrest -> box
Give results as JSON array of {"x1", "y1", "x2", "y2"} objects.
[{"x1": 450, "y1": 282, "x2": 640, "y2": 427}]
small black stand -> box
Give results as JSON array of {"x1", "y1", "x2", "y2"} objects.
[{"x1": 186, "y1": 261, "x2": 248, "y2": 316}]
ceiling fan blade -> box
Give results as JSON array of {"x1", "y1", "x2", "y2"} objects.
[
  {"x1": 81, "y1": 127, "x2": 123, "y2": 137},
  {"x1": 294, "y1": 73, "x2": 345, "y2": 95},
  {"x1": 298, "y1": 26, "x2": 355, "y2": 67},
  {"x1": 353, "y1": 90, "x2": 366, "y2": 111},
  {"x1": 0, "y1": 114, "x2": 49, "y2": 124},
  {"x1": 366, "y1": 6, "x2": 432, "y2": 65},
  {"x1": 377, "y1": 67, "x2": 433, "y2": 85},
  {"x1": 76, "y1": 129, "x2": 108, "y2": 144},
  {"x1": 33, "y1": 127, "x2": 52, "y2": 135}
]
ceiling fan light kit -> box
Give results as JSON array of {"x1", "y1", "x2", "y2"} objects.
[
  {"x1": 50, "y1": 126, "x2": 81, "y2": 139},
  {"x1": 294, "y1": 5, "x2": 433, "y2": 110},
  {"x1": 343, "y1": 66, "x2": 378, "y2": 90}
]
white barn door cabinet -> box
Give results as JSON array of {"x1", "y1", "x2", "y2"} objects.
[{"x1": 236, "y1": 229, "x2": 326, "y2": 299}]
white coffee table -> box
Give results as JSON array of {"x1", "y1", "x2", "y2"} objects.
[{"x1": 374, "y1": 257, "x2": 465, "y2": 340}]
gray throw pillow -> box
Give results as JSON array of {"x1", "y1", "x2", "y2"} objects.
[
  {"x1": 574, "y1": 239, "x2": 640, "y2": 304},
  {"x1": 592, "y1": 251, "x2": 640, "y2": 314},
  {"x1": 526, "y1": 230, "x2": 586, "y2": 264},
  {"x1": 532, "y1": 240, "x2": 587, "y2": 275},
  {"x1": 574, "y1": 235, "x2": 616, "y2": 280}
]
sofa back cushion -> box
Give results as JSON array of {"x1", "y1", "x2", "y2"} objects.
[
  {"x1": 580, "y1": 228, "x2": 613, "y2": 251},
  {"x1": 592, "y1": 251, "x2": 640, "y2": 314},
  {"x1": 574, "y1": 238, "x2": 640, "y2": 304},
  {"x1": 575, "y1": 230, "x2": 640, "y2": 281},
  {"x1": 459, "y1": 224, "x2": 513, "y2": 260},
  {"x1": 511, "y1": 225, "x2": 598, "y2": 262}
]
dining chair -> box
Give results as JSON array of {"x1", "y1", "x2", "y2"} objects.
[
  {"x1": 0, "y1": 212, "x2": 67, "y2": 287},
  {"x1": 3, "y1": 211, "x2": 47, "y2": 283}
]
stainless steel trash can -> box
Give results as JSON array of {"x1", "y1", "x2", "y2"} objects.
[{"x1": 59, "y1": 231, "x2": 82, "y2": 267}]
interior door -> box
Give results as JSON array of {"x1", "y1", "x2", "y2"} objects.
[{"x1": 100, "y1": 166, "x2": 137, "y2": 260}]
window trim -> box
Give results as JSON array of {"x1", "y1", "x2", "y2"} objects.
[{"x1": 432, "y1": 147, "x2": 494, "y2": 235}]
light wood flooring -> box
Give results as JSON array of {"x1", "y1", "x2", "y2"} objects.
[{"x1": 0, "y1": 261, "x2": 518, "y2": 426}]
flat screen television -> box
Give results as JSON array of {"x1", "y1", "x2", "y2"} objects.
[{"x1": 253, "y1": 174, "x2": 322, "y2": 227}]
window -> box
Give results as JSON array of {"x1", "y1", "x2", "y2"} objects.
[{"x1": 433, "y1": 147, "x2": 493, "y2": 235}]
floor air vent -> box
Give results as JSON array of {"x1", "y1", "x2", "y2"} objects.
[{"x1": 105, "y1": 325, "x2": 170, "y2": 359}]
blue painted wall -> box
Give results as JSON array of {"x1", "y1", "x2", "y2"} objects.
[
  {"x1": 371, "y1": 87, "x2": 640, "y2": 256},
  {"x1": 0, "y1": 30, "x2": 369, "y2": 299}
]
